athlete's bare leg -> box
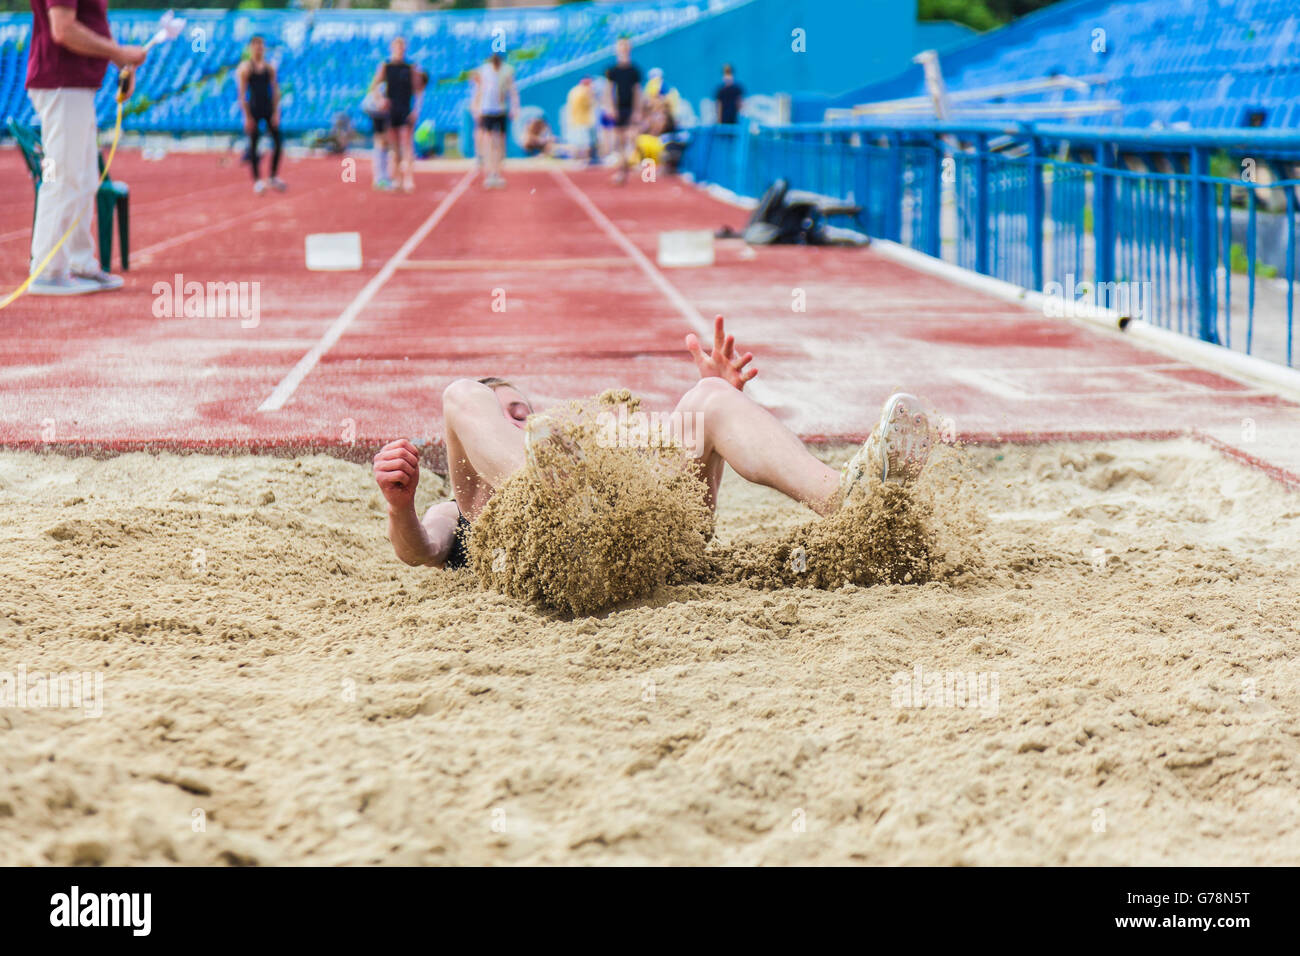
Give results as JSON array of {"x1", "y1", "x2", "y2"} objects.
[
  {"x1": 442, "y1": 379, "x2": 526, "y2": 519},
  {"x1": 395, "y1": 123, "x2": 415, "y2": 191},
  {"x1": 670, "y1": 377, "x2": 841, "y2": 516}
]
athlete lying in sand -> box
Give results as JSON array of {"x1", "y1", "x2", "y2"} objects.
[{"x1": 373, "y1": 315, "x2": 933, "y2": 569}]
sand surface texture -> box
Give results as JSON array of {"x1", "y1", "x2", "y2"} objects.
[{"x1": 1, "y1": 439, "x2": 1297, "y2": 865}]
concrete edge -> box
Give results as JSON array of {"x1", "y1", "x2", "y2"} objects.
[{"x1": 868, "y1": 238, "x2": 1300, "y2": 405}]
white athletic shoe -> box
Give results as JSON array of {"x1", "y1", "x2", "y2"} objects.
[
  {"x1": 270, "y1": 177, "x2": 287, "y2": 192},
  {"x1": 72, "y1": 267, "x2": 125, "y2": 291},
  {"x1": 26, "y1": 274, "x2": 100, "y2": 296},
  {"x1": 840, "y1": 392, "x2": 933, "y2": 501},
  {"x1": 253, "y1": 179, "x2": 267, "y2": 195}
]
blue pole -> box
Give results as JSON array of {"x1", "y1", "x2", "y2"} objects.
[
  {"x1": 1190, "y1": 146, "x2": 1220, "y2": 344},
  {"x1": 1093, "y1": 141, "x2": 1116, "y2": 294},
  {"x1": 924, "y1": 133, "x2": 942, "y2": 257},
  {"x1": 885, "y1": 132, "x2": 903, "y2": 243},
  {"x1": 1028, "y1": 132, "x2": 1045, "y2": 292},
  {"x1": 974, "y1": 133, "x2": 990, "y2": 276}
]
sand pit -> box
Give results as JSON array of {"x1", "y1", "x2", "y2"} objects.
[{"x1": 1, "y1": 439, "x2": 1298, "y2": 865}]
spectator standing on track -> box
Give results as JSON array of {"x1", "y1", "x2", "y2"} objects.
[
  {"x1": 471, "y1": 51, "x2": 518, "y2": 190},
  {"x1": 371, "y1": 37, "x2": 417, "y2": 193},
  {"x1": 715, "y1": 63, "x2": 744, "y2": 125},
  {"x1": 24, "y1": 0, "x2": 146, "y2": 295},
  {"x1": 604, "y1": 36, "x2": 642, "y2": 185},
  {"x1": 361, "y1": 82, "x2": 392, "y2": 189},
  {"x1": 236, "y1": 35, "x2": 285, "y2": 195}
]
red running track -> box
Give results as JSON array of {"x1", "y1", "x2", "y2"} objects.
[{"x1": 1, "y1": 151, "x2": 1297, "y2": 482}]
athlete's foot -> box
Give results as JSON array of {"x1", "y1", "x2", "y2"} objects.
[
  {"x1": 401, "y1": 175, "x2": 415, "y2": 192},
  {"x1": 839, "y1": 392, "x2": 933, "y2": 503},
  {"x1": 270, "y1": 177, "x2": 287, "y2": 192},
  {"x1": 373, "y1": 179, "x2": 392, "y2": 191},
  {"x1": 253, "y1": 179, "x2": 267, "y2": 195}
]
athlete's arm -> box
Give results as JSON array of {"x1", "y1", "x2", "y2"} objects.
[
  {"x1": 48, "y1": 7, "x2": 145, "y2": 67},
  {"x1": 685, "y1": 313, "x2": 757, "y2": 390},
  {"x1": 269, "y1": 63, "x2": 280, "y2": 122},
  {"x1": 391, "y1": 500, "x2": 459, "y2": 568},
  {"x1": 235, "y1": 62, "x2": 254, "y2": 131},
  {"x1": 373, "y1": 440, "x2": 458, "y2": 567}
]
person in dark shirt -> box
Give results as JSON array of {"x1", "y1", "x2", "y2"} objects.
[
  {"x1": 236, "y1": 36, "x2": 284, "y2": 194},
  {"x1": 714, "y1": 63, "x2": 744, "y2": 125},
  {"x1": 604, "y1": 36, "x2": 642, "y2": 184},
  {"x1": 370, "y1": 37, "x2": 420, "y2": 192}
]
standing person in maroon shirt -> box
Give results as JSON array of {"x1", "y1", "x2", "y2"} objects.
[{"x1": 25, "y1": 0, "x2": 146, "y2": 296}]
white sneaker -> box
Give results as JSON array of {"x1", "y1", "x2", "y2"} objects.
[
  {"x1": 253, "y1": 180, "x2": 267, "y2": 194},
  {"x1": 840, "y1": 392, "x2": 933, "y2": 501},
  {"x1": 269, "y1": 177, "x2": 287, "y2": 192},
  {"x1": 26, "y1": 274, "x2": 100, "y2": 296},
  {"x1": 72, "y1": 267, "x2": 125, "y2": 291}
]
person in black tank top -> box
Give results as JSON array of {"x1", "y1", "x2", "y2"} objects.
[
  {"x1": 236, "y1": 36, "x2": 284, "y2": 193},
  {"x1": 370, "y1": 37, "x2": 424, "y2": 193}
]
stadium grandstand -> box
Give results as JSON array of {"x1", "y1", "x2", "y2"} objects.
[
  {"x1": 813, "y1": 0, "x2": 1300, "y2": 129},
  {"x1": 0, "y1": 1, "x2": 737, "y2": 134}
]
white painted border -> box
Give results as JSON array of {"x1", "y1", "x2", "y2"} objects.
[
  {"x1": 869, "y1": 238, "x2": 1300, "y2": 405},
  {"x1": 697, "y1": 180, "x2": 1300, "y2": 403}
]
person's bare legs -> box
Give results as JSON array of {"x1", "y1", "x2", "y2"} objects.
[
  {"x1": 671, "y1": 377, "x2": 841, "y2": 516},
  {"x1": 443, "y1": 379, "x2": 526, "y2": 519},
  {"x1": 396, "y1": 124, "x2": 415, "y2": 191}
]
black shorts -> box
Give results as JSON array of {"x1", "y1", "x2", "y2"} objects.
[
  {"x1": 445, "y1": 512, "x2": 472, "y2": 570},
  {"x1": 389, "y1": 107, "x2": 412, "y2": 129},
  {"x1": 615, "y1": 105, "x2": 636, "y2": 129},
  {"x1": 368, "y1": 112, "x2": 389, "y2": 135},
  {"x1": 479, "y1": 113, "x2": 508, "y2": 134}
]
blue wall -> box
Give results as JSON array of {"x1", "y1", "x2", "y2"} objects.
[{"x1": 518, "y1": 0, "x2": 918, "y2": 135}]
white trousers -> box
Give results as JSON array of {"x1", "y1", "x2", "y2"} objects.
[{"x1": 28, "y1": 87, "x2": 100, "y2": 279}]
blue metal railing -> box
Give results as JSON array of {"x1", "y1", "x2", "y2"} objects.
[{"x1": 687, "y1": 121, "x2": 1300, "y2": 369}]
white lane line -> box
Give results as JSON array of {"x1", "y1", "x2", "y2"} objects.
[
  {"x1": 257, "y1": 167, "x2": 477, "y2": 412},
  {"x1": 550, "y1": 169, "x2": 782, "y2": 408}
]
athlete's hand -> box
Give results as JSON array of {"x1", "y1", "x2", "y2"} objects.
[
  {"x1": 685, "y1": 314, "x2": 756, "y2": 390},
  {"x1": 243, "y1": 113, "x2": 255, "y2": 135},
  {"x1": 373, "y1": 439, "x2": 420, "y2": 511},
  {"x1": 115, "y1": 45, "x2": 147, "y2": 68}
]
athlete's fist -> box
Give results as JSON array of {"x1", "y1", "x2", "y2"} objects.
[{"x1": 373, "y1": 439, "x2": 420, "y2": 511}]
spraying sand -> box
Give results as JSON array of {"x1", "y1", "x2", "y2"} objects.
[{"x1": 0, "y1": 438, "x2": 1298, "y2": 865}]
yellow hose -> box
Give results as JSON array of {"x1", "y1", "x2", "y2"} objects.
[{"x1": 0, "y1": 80, "x2": 128, "y2": 311}]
